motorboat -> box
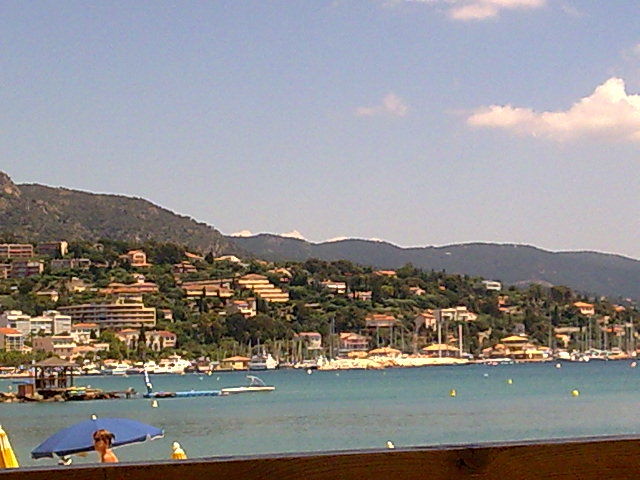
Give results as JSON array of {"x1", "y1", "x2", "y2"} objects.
[
  {"x1": 101, "y1": 363, "x2": 130, "y2": 375},
  {"x1": 248, "y1": 353, "x2": 278, "y2": 371},
  {"x1": 221, "y1": 375, "x2": 275, "y2": 395},
  {"x1": 155, "y1": 355, "x2": 192, "y2": 374}
]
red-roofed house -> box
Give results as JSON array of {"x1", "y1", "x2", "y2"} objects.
[
  {"x1": 116, "y1": 329, "x2": 140, "y2": 349},
  {"x1": 146, "y1": 330, "x2": 177, "y2": 351},
  {"x1": 120, "y1": 250, "x2": 151, "y2": 267},
  {"x1": 365, "y1": 313, "x2": 398, "y2": 329},
  {"x1": 0, "y1": 327, "x2": 24, "y2": 351},
  {"x1": 339, "y1": 333, "x2": 369, "y2": 354},
  {"x1": 573, "y1": 302, "x2": 595, "y2": 316}
]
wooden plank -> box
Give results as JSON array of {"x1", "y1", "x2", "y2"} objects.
[{"x1": 4, "y1": 436, "x2": 640, "y2": 480}]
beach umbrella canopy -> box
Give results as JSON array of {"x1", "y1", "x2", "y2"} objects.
[
  {"x1": 31, "y1": 416, "x2": 163, "y2": 459},
  {"x1": 0, "y1": 426, "x2": 19, "y2": 468}
]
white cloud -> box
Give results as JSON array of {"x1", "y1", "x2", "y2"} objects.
[
  {"x1": 355, "y1": 92, "x2": 409, "y2": 117},
  {"x1": 560, "y1": 4, "x2": 583, "y2": 17},
  {"x1": 467, "y1": 77, "x2": 640, "y2": 142},
  {"x1": 399, "y1": 0, "x2": 546, "y2": 20},
  {"x1": 449, "y1": 0, "x2": 546, "y2": 20}
]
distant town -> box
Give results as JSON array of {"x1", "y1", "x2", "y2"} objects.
[{"x1": 0, "y1": 239, "x2": 637, "y2": 375}]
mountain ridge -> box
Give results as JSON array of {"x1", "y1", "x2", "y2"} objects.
[
  {"x1": 1, "y1": 171, "x2": 638, "y2": 301},
  {"x1": 230, "y1": 234, "x2": 640, "y2": 301}
]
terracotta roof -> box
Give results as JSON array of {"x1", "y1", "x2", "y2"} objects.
[
  {"x1": 573, "y1": 302, "x2": 594, "y2": 308},
  {"x1": 0, "y1": 327, "x2": 21, "y2": 335},
  {"x1": 151, "y1": 330, "x2": 176, "y2": 338},
  {"x1": 240, "y1": 274, "x2": 267, "y2": 280},
  {"x1": 222, "y1": 356, "x2": 250, "y2": 362},
  {"x1": 33, "y1": 357, "x2": 76, "y2": 367},
  {"x1": 501, "y1": 335, "x2": 529, "y2": 342}
]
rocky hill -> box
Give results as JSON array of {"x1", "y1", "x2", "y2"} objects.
[
  {"x1": 0, "y1": 172, "x2": 237, "y2": 256},
  {"x1": 230, "y1": 234, "x2": 640, "y2": 302},
  {"x1": 2, "y1": 171, "x2": 638, "y2": 301}
]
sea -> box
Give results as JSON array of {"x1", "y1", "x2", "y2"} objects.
[{"x1": 4, "y1": 361, "x2": 640, "y2": 467}]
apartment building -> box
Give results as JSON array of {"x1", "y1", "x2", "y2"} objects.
[
  {"x1": 35, "y1": 241, "x2": 68, "y2": 258},
  {"x1": 9, "y1": 260, "x2": 44, "y2": 278},
  {"x1": 100, "y1": 281, "x2": 159, "y2": 295},
  {"x1": 2, "y1": 310, "x2": 72, "y2": 337},
  {"x1": 172, "y1": 261, "x2": 198, "y2": 274},
  {"x1": 59, "y1": 297, "x2": 157, "y2": 329},
  {"x1": 320, "y1": 281, "x2": 347, "y2": 295},
  {"x1": 181, "y1": 279, "x2": 234, "y2": 298},
  {"x1": 236, "y1": 274, "x2": 289, "y2": 303},
  {"x1": 0, "y1": 327, "x2": 24, "y2": 352},
  {"x1": 51, "y1": 258, "x2": 91, "y2": 271},
  {"x1": 32, "y1": 335, "x2": 76, "y2": 358},
  {"x1": 0, "y1": 244, "x2": 34, "y2": 259}
]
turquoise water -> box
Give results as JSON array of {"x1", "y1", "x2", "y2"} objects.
[{"x1": 3, "y1": 362, "x2": 640, "y2": 467}]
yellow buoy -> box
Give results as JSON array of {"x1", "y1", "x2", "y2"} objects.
[
  {"x1": 449, "y1": 389, "x2": 457, "y2": 397},
  {"x1": 571, "y1": 389, "x2": 580, "y2": 397},
  {"x1": 555, "y1": 363, "x2": 562, "y2": 369},
  {"x1": 386, "y1": 441, "x2": 395, "y2": 449},
  {"x1": 506, "y1": 379, "x2": 513, "y2": 385},
  {"x1": 151, "y1": 399, "x2": 159, "y2": 408}
]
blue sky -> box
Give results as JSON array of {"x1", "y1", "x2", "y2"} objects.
[{"x1": 1, "y1": 1, "x2": 639, "y2": 258}]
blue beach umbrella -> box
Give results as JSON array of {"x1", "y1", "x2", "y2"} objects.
[{"x1": 31, "y1": 415, "x2": 164, "y2": 460}]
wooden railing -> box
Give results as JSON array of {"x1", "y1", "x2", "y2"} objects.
[{"x1": 3, "y1": 435, "x2": 640, "y2": 480}]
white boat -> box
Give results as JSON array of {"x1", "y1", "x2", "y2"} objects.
[
  {"x1": 155, "y1": 355, "x2": 192, "y2": 374},
  {"x1": 248, "y1": 354, "x2": 279, "y2": 370},
  {"x1": 221, "y1": 375, "x2": 275, "y2": 395},
  {"x1": 102, "y1": 363, "x2": 130, "y2": 375}
]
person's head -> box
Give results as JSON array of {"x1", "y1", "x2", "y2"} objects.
[{"x1": 93, "y1": 429, "x2": 115, "y2": 453}]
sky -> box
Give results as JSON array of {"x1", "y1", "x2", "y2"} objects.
[{"x1": 1, "y1": 1, "x2": 639, "y2": 259}]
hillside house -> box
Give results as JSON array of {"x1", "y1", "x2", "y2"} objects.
[
  {"x1": 339, "y1": 333, "x2": 369, "y2": 354},
  {"x1": 574, "y1": 302, "x2": 595, "y2": 316}
]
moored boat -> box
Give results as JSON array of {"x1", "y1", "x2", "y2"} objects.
[{"x1": 221, "y1": 375, "x2": 275, "y2": 395}]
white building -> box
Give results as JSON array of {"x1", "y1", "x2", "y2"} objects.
[
  {"x1": 481, "y1": 280, "x2": 502, "y2": 291},
  {"x1": 0, "y1": 310, "x2": 72, "y2": 336},
  {"x1": 434, "y1": 306, "x2": 478, "y2": 323}
]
